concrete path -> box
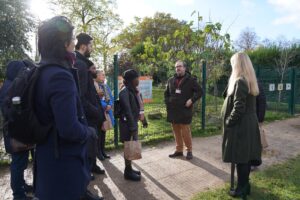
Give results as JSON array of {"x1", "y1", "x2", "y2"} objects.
[{"x1": 1, "y1": 117, "x2": 300, "y2": 200}]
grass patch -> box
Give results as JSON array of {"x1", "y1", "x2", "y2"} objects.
[
  {"x1": 264, "y1": 111, "x2": 293, "y2": 122},
  {"x1": 192, "y1": 155, "x2": 300, "y2": 200},
  {"x1": 0, "y1": 159, "x2": 10, "y2": 167},
  {"x1": 104, "y1": 88, "x2": 296, "y2": 149},
  {"x1": 150, "y1": 88, "x2": 165, "y2": 104}
]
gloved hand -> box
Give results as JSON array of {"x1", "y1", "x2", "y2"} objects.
[{"x1": 142, "y1": 118, "x2": 148, "y2": 128}]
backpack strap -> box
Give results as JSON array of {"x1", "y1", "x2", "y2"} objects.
[{"x1": 26, "y1": 62, "x2": 66, "y2": 159}]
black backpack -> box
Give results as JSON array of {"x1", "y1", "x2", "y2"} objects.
[{"x1": 2, "y1": 60, "x2": 53, "y2": 146}]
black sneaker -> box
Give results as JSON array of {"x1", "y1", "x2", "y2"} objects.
[
  {"x1": 102, "y1": 153, "x2": 111, "y2": 159},
  {"x1": 97, "y1": 154, "x2": 105, "y2": 161},
  {"x1": 186, "y1": 152, "x2": 193, "y2": 160},
  {"x1": 24, "y1": 184, "x2": 34, "y2": 194},
  {"x1": 13, "y1": 195, "x2": 34, "y2": 200},
  {"x1": 169, "y1": 151, "x2": 183, "y2": 158},
  {"x1": 90, "y1": 174, "x2": 95, "y2": 181},
  {"x1": 82, "y1": 190, "x2": 104, "y2": 200},
  {"x1": 92, "y1": 165, "x2": 105, "y2": 174}
]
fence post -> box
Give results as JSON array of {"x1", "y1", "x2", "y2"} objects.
[
  {"x1": 201, "y1": 60, "x2": 206, "y2": 130},
  {"x1": 288, "y1": 67, "x2": 296, "y2": 115},
  {"x1": 256, "y1": 65, "x2": 260, "y2": 79},
  {"x1": 113, "y1": 54, "x2": 119, "y2": 147}
]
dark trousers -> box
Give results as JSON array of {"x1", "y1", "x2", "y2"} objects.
[
  {"x1": 98, "y1": 130, "x2": 106, "y2": 156},
  {"x1": 236, "y1": 163, "x2": 251, "y2": 188},
  {"x1": 10, "y1": 150, "x2": 29, "y2": 199},
  {"x1": 87, "y1": 126, "x2": 99, "y2": 170}
]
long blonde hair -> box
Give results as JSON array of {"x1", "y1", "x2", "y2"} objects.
[{"x1": 227, "y1": 52, "x2": 259, "y2": 96}]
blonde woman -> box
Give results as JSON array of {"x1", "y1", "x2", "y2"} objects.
[{"x1": 221, "y1": 52, "x2": 262, "y2": 199}]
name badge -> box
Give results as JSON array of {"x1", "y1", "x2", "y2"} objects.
[{"x1": 175, "y1": 89, "x2": 181, "y2": 94}]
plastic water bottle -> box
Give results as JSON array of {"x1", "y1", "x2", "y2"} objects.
[{"x1": 12, "y1": 96, "x2": 21, "y2": 114}]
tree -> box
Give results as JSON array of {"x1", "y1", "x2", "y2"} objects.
[
  {"x1": 275, "y1": 39, "x2": 297, "y2": 103},
  {"x1": 51, "y1": 0, "x2": 123, "y2": 69},
  {"x1": 114, "y1": 12, "x2": 191, "y2": 81},
  {"x1": 114, "y1": 12, "x2": 231, "y2": 85},
  {"x1": 190, "y1": 13, "x2": 231, "y2": 111},
  {"x1": 235, "y1": 27, "x2": 259, "y2": 51},
  {"x1": 114, "y1": 13, "x2": 186, "y2": 50},
  {"x1": 0, "y1": 0, "x2": 35, "y2": 78}
]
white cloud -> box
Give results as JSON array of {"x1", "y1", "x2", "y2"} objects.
[
  {"x1": 175, "y1": 0, "x2": 195, "y2": 6},
  {"x1": 117, "y1": 0, "x2": 155, "y2": 25},
  {"x1": 268, "y1": 0, "x2": 300, "y2": 28}
]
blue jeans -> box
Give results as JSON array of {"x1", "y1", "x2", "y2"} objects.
[{"x1": 10, "y1": 150, "x2": 29, "y2": 199}]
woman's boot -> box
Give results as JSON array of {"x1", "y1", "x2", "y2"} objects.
[
  {"x1": 229, "y1": 163, "x2": 249, "y2": 199},
  {"x1": 124, "y1": 159, "x2": 141, "y2": 181}
]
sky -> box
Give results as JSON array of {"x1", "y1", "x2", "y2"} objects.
[
  {"x1": 115, "y1": 0, "x2": 300, "y2": 41},
  {"x1": 29, "y1": 0, "x2": 300, "y2": 46}
]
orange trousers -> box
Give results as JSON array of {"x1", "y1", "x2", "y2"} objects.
[{"x1": 171, "y1": 123, "x2": 192, "y2": 152}]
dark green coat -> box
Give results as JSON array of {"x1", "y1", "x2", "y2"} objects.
[
  {"x1": 164, "y1": 72, "x2": 202, "y2": 124},
  {"x1": 221, "y1": 78, "x2": 262, "y2": 165}
]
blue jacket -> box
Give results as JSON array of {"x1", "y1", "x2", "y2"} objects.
[
  {"x1": 99, "y1": 83, "x2": 115, "y2": 126},
  {"x1": 34, "y1": 61, "x2": 92, "y2": 200},
  {"x1": 0, "y1": 60, "x2": 26, "y2": 153}
]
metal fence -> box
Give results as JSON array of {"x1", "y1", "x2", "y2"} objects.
[
  {"x1": 105, "y1": 62, "x2": 300, "y2": 149},
  {"x1": 256, "y1": 67, "x2": 300, "y2": 114}
]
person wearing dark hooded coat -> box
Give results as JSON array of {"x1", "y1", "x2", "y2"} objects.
[{"x1": 0, "y1": 60, "x2": 33, "y2": 200}]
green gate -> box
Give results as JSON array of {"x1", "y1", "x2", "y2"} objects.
[{"x1": 256, "y1": 67, "x2": 300, "y2": 115}]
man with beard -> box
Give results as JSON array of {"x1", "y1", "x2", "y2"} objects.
[
  {"x1": 74, "y1": 33, "x2": 105, "y2": 200},
  {"x1": 165, "y1": 60, "x2": 202, "y2": 160}
]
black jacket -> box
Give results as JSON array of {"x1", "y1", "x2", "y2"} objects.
[
  {"x1": 164, "y1": 72, "x2": 202, "y2": 124},
  {"x1": 119, "y1": 86, "x2": 140, "y2": 141},
  {"x1": 256, "y1": 81, "x2": 266, "y2": 123},
  {"x1": 74, "y1": 51, "x2": 105, "y2": 127}
]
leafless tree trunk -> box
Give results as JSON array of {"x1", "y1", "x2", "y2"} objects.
[
  {"x1": 235, "y1": 27, "x2": 259, "y2": 51},
  {"x1": 275, "y1": 40, "x2": 296, "y2": 105}
]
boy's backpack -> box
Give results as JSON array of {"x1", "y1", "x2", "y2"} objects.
[{"x1": 2, "y1": 60, "x2": 54, "y2": 148}]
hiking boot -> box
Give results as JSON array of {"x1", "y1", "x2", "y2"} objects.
[
  {"x1": 169, "y1": 151, "x2": 183, "y2": 158},
  {"x1": 92, "y1": 165, "x2": 105, "y2": 175},
  {"x1": 124, "y1": 168, "x2": 141, "y2": 181},
  {"x1": 186, "y1": 152, "x2": 193, "y2": 160}
]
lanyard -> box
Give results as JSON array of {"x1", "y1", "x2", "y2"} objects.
[{"x1": 176, "y1": 78, "x2": 184, "y2": 88}]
